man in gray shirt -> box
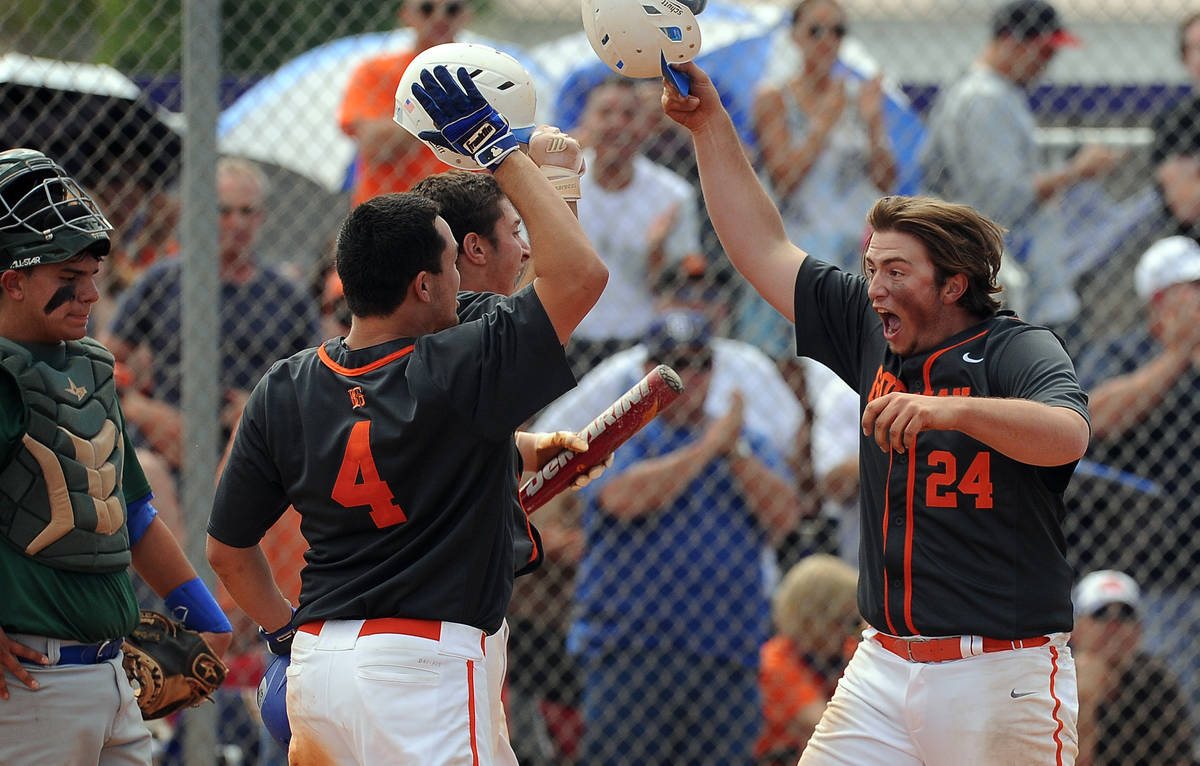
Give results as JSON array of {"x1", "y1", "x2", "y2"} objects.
[{"x1": 921, "y1": 0, "x2": 1122, "y2": 328}]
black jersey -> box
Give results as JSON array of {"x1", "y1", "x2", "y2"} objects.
[
  {"x1": 208, "y1": 286, "x2": 574, "y2": 634},
  {"x1": 457, "y1": 290, "x2": 543, "y2": 577},
  {"x1": 793, "y1": 258, "x2": 1090, "y2": 639}
]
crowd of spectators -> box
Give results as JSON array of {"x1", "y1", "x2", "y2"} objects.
[{"x1": 11, "y1": 0, "x2": 1200, "y2": 763}]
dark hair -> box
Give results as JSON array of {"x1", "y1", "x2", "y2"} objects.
[
  {"x1": 1180, "y1": 12, "x2": 1200, "y2": 59},
  {"x1": 335, "y1": 192, "x2": 445, "y2": 318},
  {"x1": 585, "y1": 75, "x2": 640, "y2": 107},
  {"x1": 865, "y1": 196, "x2": 1006, "y2": 319},
  {"x1": 791, "y1": 0, "x2": 842, "y2": 27},
  {"x1": 990, "y1": 0, "x2": 1067, "y2": 40},
  {"x1": 410, "y1": 171, "x2": 506, "y2": 255}
]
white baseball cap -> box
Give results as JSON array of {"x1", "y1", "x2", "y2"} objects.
[
  {"x1": 1072, "y1": 570, "x2": 1141, "y2": 618},
  {"x1": 1133, "y1": 235, "x2": 1200, "y2": 301}
]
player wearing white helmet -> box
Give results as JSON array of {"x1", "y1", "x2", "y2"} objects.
[
  {"x1": 581, "y1": 0, "x2": 702, "y2": 92},
  {"x1": 395, "y1": 42, "x2": 539, "y2": 169},
  {"x1": 211, "y1": 54, "x2": 608, "y2": 766}
]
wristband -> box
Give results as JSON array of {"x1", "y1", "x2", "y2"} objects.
[
  {"x1": 260, "y1": 607, "x2": 298, "y2": 656},
  {"x1": 126, "y1": 496, "x2": 158, "y2": 546},
  {"x1": 165, "y1": 578, "x2": 233, "y2": 634},
  {"x1": 541, "y1": 166, "x2": 582, "y2": 201}
]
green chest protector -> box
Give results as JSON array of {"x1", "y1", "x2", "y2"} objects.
[{"x1": 0, "y1": 337, "x2": 130, "y2": 572}]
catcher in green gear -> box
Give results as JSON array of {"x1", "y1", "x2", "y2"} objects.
[{"x1": 0, "y1": 148, "x2": 232, "y2": 764}]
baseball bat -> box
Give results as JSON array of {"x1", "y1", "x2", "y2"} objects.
[{"x1": 519, "y1": 364, "x2": 684, "y2": 514}]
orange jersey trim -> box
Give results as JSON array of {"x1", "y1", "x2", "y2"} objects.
[
  {"x1": 921, "y1": 329, "x2": 988, "y2": 393},
  {"x1": 317, "y1": 342, "x2": 414, "y2": 377}
]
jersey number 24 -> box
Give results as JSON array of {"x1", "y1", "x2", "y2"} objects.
[
  {"x1": 332, "y1": 420, "x2": 407, "y2": 527},
  {"x1": 926, "y1": 450, "x2": 993, "y2": 509}
]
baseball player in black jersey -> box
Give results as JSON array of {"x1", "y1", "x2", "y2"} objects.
[
  {"x1": 411, "y1": 132, "x2": 608, "y2": 766},
  {"x1": 663, "y1": 62, "x2": 1090, "y2": 765},
  {"x1": 206, "y1": 66, "x2": 607, "y2": 765}
]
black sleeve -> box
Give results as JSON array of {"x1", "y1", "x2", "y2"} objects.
[
  {"x1": 414, "y1": 285, "x2": 576, "y2": 441},
  {"x1": 989, "y1": 326, "x2": 1090, "y2": 488},
  {"x1": 208, "y1": 369, "x2": 293, "y2": 547},
  {"x1": 792, "y1": 257, "x2": 877, "y2": 387},
  {"x1": 989, "y1": 327, "x2": 1090, "y2": 424}
]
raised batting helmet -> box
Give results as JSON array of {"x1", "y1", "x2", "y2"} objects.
[
  {"x1": 257, "y1": 653, "x2": 291, "y2": 751},
  {"x1": 394, "y1": 43, "x2": 538, "y2": 171},
  {"x1": 0, "y1": 148, "x2": 112, "y2": 271},
  {"x1": 581, "y1": 0, "x2": 702, "y2": 79}
]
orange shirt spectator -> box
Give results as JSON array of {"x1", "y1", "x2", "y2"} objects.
[
  {"x1": 756, "y1": 554, "x2": 860, "y2": 764},
  {"x1": 756, "y1": 635, "x2": 827, "y2": 763},
  {"x1": 338, "y1": 51, "x2": 446, "y2": 204},
  {"x1": 337, "y1": 0, "x2": 473, "y2": 204}
]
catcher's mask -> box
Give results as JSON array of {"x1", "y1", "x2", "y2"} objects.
[
  {"x1": 0, "y1": 148, "x2": 112, "y2": 271},
  {"x1": 258, "y1": 653, "x2": 292, "y2": 751},
  {"x1": 394, "y1": 42, "x2": 538, "y2": 170}
]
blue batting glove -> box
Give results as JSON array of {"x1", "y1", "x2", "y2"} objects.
[
  {"x1": 411, "y1": 65, "x2": 519, "y2": 172},
  {"x1": 259, "y1": 608, "x2": 297, "y2": 656},
  {"x1": 416, "y1": 129, "x2": 456, "y2": 152}
]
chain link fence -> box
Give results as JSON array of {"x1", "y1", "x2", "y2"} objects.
[{"x1": 2, "y1": 0, "x2": 1199, "y2": 764}]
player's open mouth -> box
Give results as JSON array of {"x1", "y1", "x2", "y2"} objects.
[{"x1": 879, "y1": 311, "x2": 901, "y2": 340}]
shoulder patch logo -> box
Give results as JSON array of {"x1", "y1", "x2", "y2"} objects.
[
  {"x1": 64, "y1": 377, "x2": 87, "y2": 401},
  {"x1": 962, "y1": 352, "x2": 984, "y2": 364},
  {"x1": 348, "y1": 386, "x2": 365, "y2": 409}
]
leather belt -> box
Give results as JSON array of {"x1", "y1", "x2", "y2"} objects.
[
  {"x1": 873, "y1": 632, "x2": 1051, "y2": 663},
  {"x1": 300, "y1": 617, "x2": 442, "y2": 642}
]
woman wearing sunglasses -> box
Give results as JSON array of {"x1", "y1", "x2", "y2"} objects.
[
  {"x1": 338, "y1": 0, "x2": 473, "y2": 206},
  {"x1": 737, "y1": 0, "x2": 896, "y2": 359}
]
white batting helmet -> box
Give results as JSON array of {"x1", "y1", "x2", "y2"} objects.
[
  {"x1": 581, "y1": 0, "x2": 702, "y2": 79},
  {"x1": 395, "y1": 42, "x2": 538, "y2": 170}
]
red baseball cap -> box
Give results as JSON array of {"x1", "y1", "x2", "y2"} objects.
[{"x1": 991, "y1": 0, "x2": 1080, "y2": 47}]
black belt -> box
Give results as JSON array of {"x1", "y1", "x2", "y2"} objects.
[{"x1": 18, "y1": 638, "x2": 123, "y2": 665}]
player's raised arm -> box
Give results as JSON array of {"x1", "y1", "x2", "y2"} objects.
[
  {"x1": 493, "y1": 148, "x2": 606, "y2": 344},
  {"x1": 408, "y1": 64, "x2": 607, "y2": 344},
  {"x1": 661, "y1": 61, "x2": 804, "y2": 322}
]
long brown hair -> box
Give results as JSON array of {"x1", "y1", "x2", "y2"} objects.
[{"x1": 865, "y1": 195, "x2": 1006, "y2": 318}]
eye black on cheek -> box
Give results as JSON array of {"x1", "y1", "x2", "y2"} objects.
[{"x1": 43, "y1": 284, "x2": 76, "y2": 315}]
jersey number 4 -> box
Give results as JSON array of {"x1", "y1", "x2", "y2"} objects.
[
  {"x1": 332, "y1": 420, "x2": 406, "y2": 527},
  {"x1": 926, "y1": 450, "x2": 993, "y2": 509}
]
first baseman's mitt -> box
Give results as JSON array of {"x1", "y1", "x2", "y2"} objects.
[{"x1": 121, "y1": 609, "x2": 228, "y2": 720}]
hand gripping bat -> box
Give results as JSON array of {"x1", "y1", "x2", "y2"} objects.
[{"x1": 519, "y1": 364, "x2": 684, "y2": 514}]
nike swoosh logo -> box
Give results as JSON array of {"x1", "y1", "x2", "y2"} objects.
[
  {"x1": 962, "y1": 352, "x2": 984, "y2": 363},
  {"x1": 1010, "y1": 689, "x2": 1037, "y2": 699}
]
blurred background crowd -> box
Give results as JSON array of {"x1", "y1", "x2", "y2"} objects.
[{"x1": 3, "y1": 0, "x2": 1200, "y2": 763}]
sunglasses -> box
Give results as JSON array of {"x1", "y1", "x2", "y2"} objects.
[
  {"x1": 1089, "y1": 603, "x2": 1139, "y2": 624},
  {"x1": 807, "y1": 23, "x2": 847, "y2": 39},
  {"x1": 218, "y1": 204, "x2": 263, "y2": 217},
  {"x1": 417, "y1": 1, "x2": 464, "y2": 17}
]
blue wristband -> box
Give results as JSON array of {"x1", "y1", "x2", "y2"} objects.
[
  {"x1": 126, "y1": 496, "x2": 158, "y2": 546},
  {"x1": 164, "y1": 578, "x2": 233, "y2": 634}
]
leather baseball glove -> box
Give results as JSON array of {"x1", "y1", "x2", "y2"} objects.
[{"x1": 121, "y1": 609, "x2": 228, "y2": 720}]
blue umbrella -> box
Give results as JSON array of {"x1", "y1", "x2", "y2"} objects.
[
  {"x1": 218, "y1": 31, "x2": 549, "y2": 193},
  {"x1": 531, "y1": 1, "x2": 927, "y2": 195}
]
